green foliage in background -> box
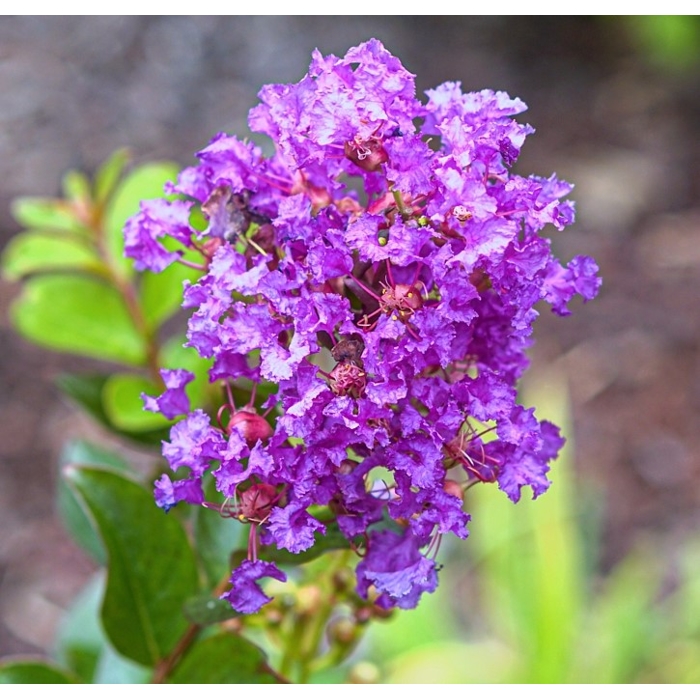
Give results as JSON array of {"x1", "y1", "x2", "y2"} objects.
[
  {"x1": 2, "y1": 151, "x2": 700, "y2": 684},
  {"x1": 622, "y1": 16, "x2": 700, "y2": 72},
  {"x1": 0, "y1": 153, "x2": 282, "y2": 684},
  {"x1": 363, "y1": 374, "x2": 700, "y2": 683}
]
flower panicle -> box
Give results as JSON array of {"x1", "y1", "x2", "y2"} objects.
[{"x1": 133, "y1": 39, "x2": 600, "y2": 613}]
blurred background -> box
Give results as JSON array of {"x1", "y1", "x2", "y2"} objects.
[{"x1": 1, "y1": 16, "x2": 700, "y2": 682}]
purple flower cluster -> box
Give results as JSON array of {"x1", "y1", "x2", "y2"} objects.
[{"x1": 128, "y1": 40, "x2": 600, "y2": 613}]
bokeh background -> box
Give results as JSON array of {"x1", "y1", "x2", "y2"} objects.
[{"x1": 1, "y1": 16, "x2": 700, "y2": 682}]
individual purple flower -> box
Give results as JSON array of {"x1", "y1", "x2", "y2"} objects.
[
  {"x1": 543, "y1": 255, "x2": 601, "y2": 316},
  {"x1": 123, "y1": 199, "x2": 193, "y2": 272},
  {"x1": 356, "y1": 529, "x2": 438, "y2": 610},
  {"x1": 142, "y1": 369, "x2": 194, "y2": 419},
  {"x1": 221, "y1": 560, "x2": 287, "y2": 615},
  {"x1": 154, "y1": 473, "x2": 204, "y2": 512},
  {"x1": 162, "y1": 409, "x2": 226, "y2": 474},
  {"x1": 265, "y1": 503, "x2": 326, "y2": 554}
]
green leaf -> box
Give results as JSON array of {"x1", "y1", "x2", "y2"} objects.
[
  {"x1": 194, "y1": 483, "x2": 245, "y2": 587},
  {"x1": 57, "y1": 440, "x2": 132, "y2": 563},
  {"x1": 0, "y1": 660, "x2": 78, "y2": 684},
  {"x1": 54, "y1": 574, "x2": 105, "y2": 681},
  {"x1": 54, "y1": 573, "x2": 152, "y2": 684},
  {"x1": 102, "y1": 373, "x2": 172, "y2": 432},
  {"x1": 92, "y1": 643, "x2": 151, "y2": 684},
  {"x1": 183, "y1": 595, "x2": 241, "y2": 626},
  {"x1": 103, "y1": 161, "x2": 180, "y2": 278},
  {"x1": 65, "y1": 467, "x2": 200, "y2": 667},
  {"x1": 94, "y1": 148, "x2": 131, "y2": 206},
  {"x1": 57, "y1": 474, "x2": 106, "y2": 564},
  {"x1": 1, "y1": 231, "x2": 103, "y2": 281},
  {"x1": 60, "y1": 439, "x2": 132, "y2": 472},
  {"x1": 11, "y1": 274, "x2": 146, "y2": 365},
  {"x1": 11, "y1": 196, "x2": 83, "y2": 232},
  {"x1": 56, "y1": 373, "x2": 112, "y2": 426},
  {"x1": 166, "y1": 633, "x2": 279, "y2": 684},
  {"x1": 56, "y1": 373, "x2": 170, "y2": 447},
  {"x1": 140, "y1": 260, "x2": 200, "y2": 331}
]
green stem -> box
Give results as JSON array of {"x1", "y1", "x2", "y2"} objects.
[
  {"x1": 291, "y1": 550, "x2": 354, "y2": 683},
  {"x1": 392, "y1": 189, "x2": 411, "y2": 221},
  {"x1": 151, "y1": 572, "x2": 233, "y2": 683}
]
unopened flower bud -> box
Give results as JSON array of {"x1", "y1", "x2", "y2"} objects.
[
  {"x1": 296, "y1": 585, "x2": 322, "y2": 615},
  {"x1": 238, "y1": 483, "x2": 277, "y2": 521},
  {"x1": 332, "y1": 567, "x2": 354, "y2": 593},
  {"x1": 354, "y1": 606, "x2": 373, "y2": 625},
  {"x1": 348, "y1": 661, "x2": 381, "y2": 684},
  {"x1": 228, "y1": 410, "x2": 273, "y2": 444},
  {"x1": 328, "y1": 617, "x2": 357, "y2": 645}
]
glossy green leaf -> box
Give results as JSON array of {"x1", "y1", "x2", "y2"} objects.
[
  {"x1": 183, "y1": 595, "x2": 241, "y2": 626},
  {"x1": 166, "y1": 633, "x2": 278, "y2": 684},
  {"x1": 57, "y1": 440, "x2": 132, "y2": 563},
  {"x1": 56, "y1": 373, "x2": 112, "y2": 426},
  {"x1": 1, "y1": 231, "x2": 103, "y2": 281},
  {"x1": 140, "y1": 260, "x2": 200, "y2": 331},
  {"x1": 57, "y1": 473, "x2": 106, "y2": 564},
  {"x1": 94, "y1": 148, "x2": 131, "y2": 205},
  {"x1": 11, "y1": 196, "x2": 83, "y2": 232},
  {"x1": 60, "y1": 439, "x2": 131, "y2": 472},
  {"x1": 11, "y1": 275, "x2": 146, "y2": 365},
  {"x1": 66, "y1": 467, "x2": 200, "y2": 667},
  {"x1": 54, "y1": 573, "x2": 151, "y2": 684},
  {"x1": 102, "y1": 373, "x2": 172, "y2": 432},
  {"x1": 56, "y1": 373, "x2": 170, "y2": 446},
  {"x1": 103, "y1": 161, "x2": 180, "y2": 278},
  {"x1": 92, "y1": 643, "x2": 151, "y2": 684},
  {"x1": 0, "y1": 660, "x2": 78, "y2": 684},
  {"x1": 54, "y1": 574, "x2": 105, "y2": 681}
]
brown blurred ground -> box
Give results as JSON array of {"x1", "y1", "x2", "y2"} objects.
[{"x1": 1, "y1": 16, "x2": 699, "y2": 657}]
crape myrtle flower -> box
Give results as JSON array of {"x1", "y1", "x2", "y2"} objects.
[{"x1": 126, "y1": 39, "x2": 600, "y2": 614}]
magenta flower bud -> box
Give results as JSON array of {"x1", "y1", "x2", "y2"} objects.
[{"x1": 228, "y1": 410, "x2": 273, "y2": 444}]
